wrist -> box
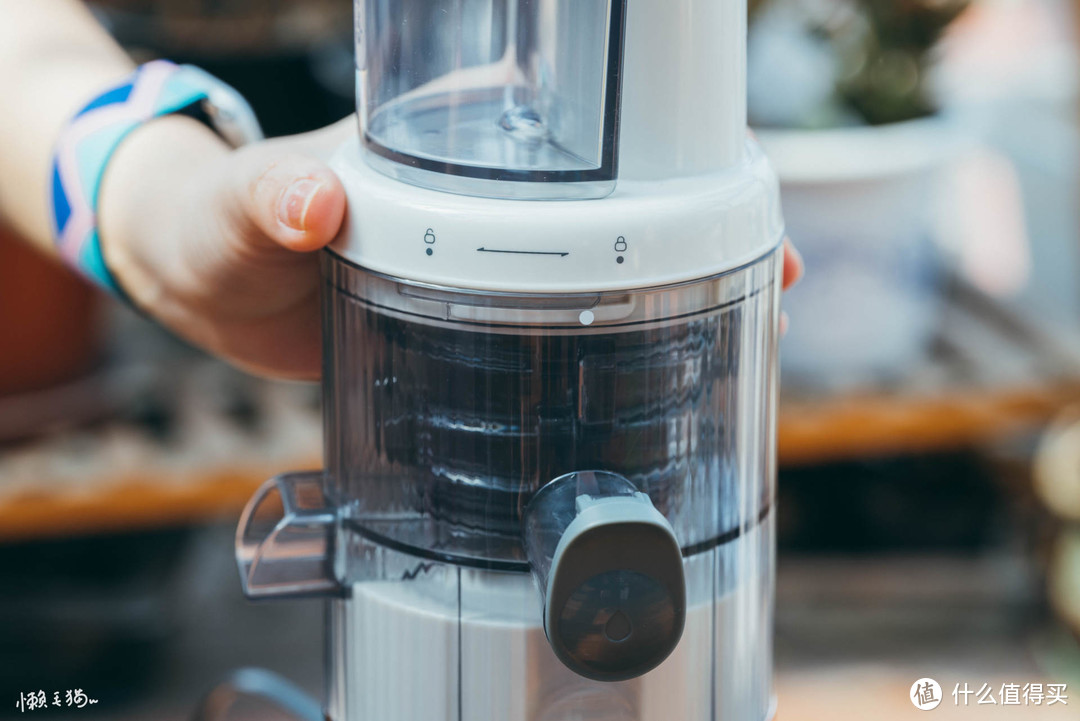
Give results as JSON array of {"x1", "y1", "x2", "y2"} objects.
[{"x1": 98, "y1": 114, "x2": 229, "y2": 312}]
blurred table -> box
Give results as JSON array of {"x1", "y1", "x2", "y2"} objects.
[
  {"x1": 780, "y1": 278, "x2": 1080, "y2": 466},
  {"x1": 0, "y1": 357, "x2": 321, "y2": 543},
  {"x1": 773, "y1": 553, "x2": 1080, "y2": 720}
]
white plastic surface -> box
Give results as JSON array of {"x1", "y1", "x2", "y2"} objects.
[
  {"x1": 333, "y1": 518, "x2": 775, "y2": 721},
  {"x1": 329, "y1": 135, "x2": 783, "y2": 293},
  {"x1": 619, "y1": 1, "x2": 747, "y2": 180}
]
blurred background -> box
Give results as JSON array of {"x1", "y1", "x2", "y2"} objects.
[{"x1": 2, "y1": 0, "x2": 1080, "y2": 718}]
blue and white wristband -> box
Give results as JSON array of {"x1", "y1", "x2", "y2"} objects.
[{"x1": 49, "y1": 60, "x2": 263, "y2": 296}]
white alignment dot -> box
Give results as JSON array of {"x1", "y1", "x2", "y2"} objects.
[{"x1": 579, "y1": 310, "x2": 595, "y2": 326}]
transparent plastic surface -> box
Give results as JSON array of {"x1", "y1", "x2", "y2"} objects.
[
  {"x1": 236, "y1": 472, "x2": 337, "y2": 600},
  {"x1": 321, "y1": 250, "x2": 780, "y2": 720},
  {"x1": 356, "y1": 0, "x2": 625, "y2": 198},
  {"x1": 324, "y1": 253, "x2": 779, "y2": 570}
]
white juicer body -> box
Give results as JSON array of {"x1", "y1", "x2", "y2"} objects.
[{"x1": 234, "y1": 2, "x2": 785, "y2": 720}]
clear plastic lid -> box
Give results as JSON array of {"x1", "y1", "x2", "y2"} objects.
[{"x1": 356, "y1": 0, "x2": 626, "y2": 199}]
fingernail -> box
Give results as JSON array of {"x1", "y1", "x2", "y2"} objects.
[{"x1": 278, "y1": 178, "x2": 323, "y2": 231}]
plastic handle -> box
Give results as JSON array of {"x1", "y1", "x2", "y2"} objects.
[
  {"x1": 235, "y1": 471, "x2": 342, "y2": 600},
  {"x1": 523, "y1": 471, "x2": 686, "y2": 682},
  {"x1": 192, "y1": 668, "x2": 324, "y2": 721}
]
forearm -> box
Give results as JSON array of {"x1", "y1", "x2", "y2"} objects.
[{"x1": 0, "y1": 0, "x2": 134, "y2": 253}]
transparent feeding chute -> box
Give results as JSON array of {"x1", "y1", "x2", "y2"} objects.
[{"x1": 357, "y1": 0, "x2": 626, "y2": 199}]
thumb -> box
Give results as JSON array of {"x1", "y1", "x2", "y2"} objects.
[{"x1": 225, "y1": 145, "x2": 347, "y2": 253}]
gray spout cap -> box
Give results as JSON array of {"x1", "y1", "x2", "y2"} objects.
[{"x1": 544, "y1": 493, "x2": 686, "y2": 682}]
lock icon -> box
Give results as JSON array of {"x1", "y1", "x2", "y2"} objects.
[{"x1": 424, "y1": 229, "x2": 436, "y2": 245}]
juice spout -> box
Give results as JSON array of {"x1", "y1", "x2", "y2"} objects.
[{"x1": 236, "y1": 471, "x2": 342, "y2": 600}]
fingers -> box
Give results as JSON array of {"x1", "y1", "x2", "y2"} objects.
[
  {"x1": 206, "y1": 292, "x2": 324, "y2": 381},
  {"x1": 781, "y1": 240, "x2": 801, "y2": 337},
  {"x1": 227, "y1": 145, "x2": 347, "y2": 253},
  {"x1": 782, "y1": 237, "x2": 804, "y2": 291}
]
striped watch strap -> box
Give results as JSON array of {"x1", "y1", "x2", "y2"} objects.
[{"x1": 50, "y1": 60, "x2": 261, "y2": 296}]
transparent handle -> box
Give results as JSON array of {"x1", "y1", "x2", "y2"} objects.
[
  {"x1": 192, "y1": 668, "x2": 323, "y2": 721},
  {"x1": 235, "y1": 471, "x2": 341, "y2": 600}
]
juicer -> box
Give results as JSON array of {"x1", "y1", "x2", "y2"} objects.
[{"x1": 219, "y1": 1, "x2": 784, "y2": 719}]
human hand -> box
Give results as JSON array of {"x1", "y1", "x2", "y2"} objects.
[
  {"x1": 782, "y1": 238, "x2": 803, "y2": 292},
  {"x1": 100, "y1": 115, "x2": 352, "y2": 380},
  {"x1": 780, "y1": 238, "x2": 803, "y2": 335}
]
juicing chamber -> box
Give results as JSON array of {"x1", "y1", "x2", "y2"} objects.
[{"x1": 229, "y1": 1, "x2": 785, "y2": 720}]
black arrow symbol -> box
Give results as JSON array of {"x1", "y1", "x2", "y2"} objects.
[{"x1": 477, "y1": 247, "x2": 570, "y2": 257}]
